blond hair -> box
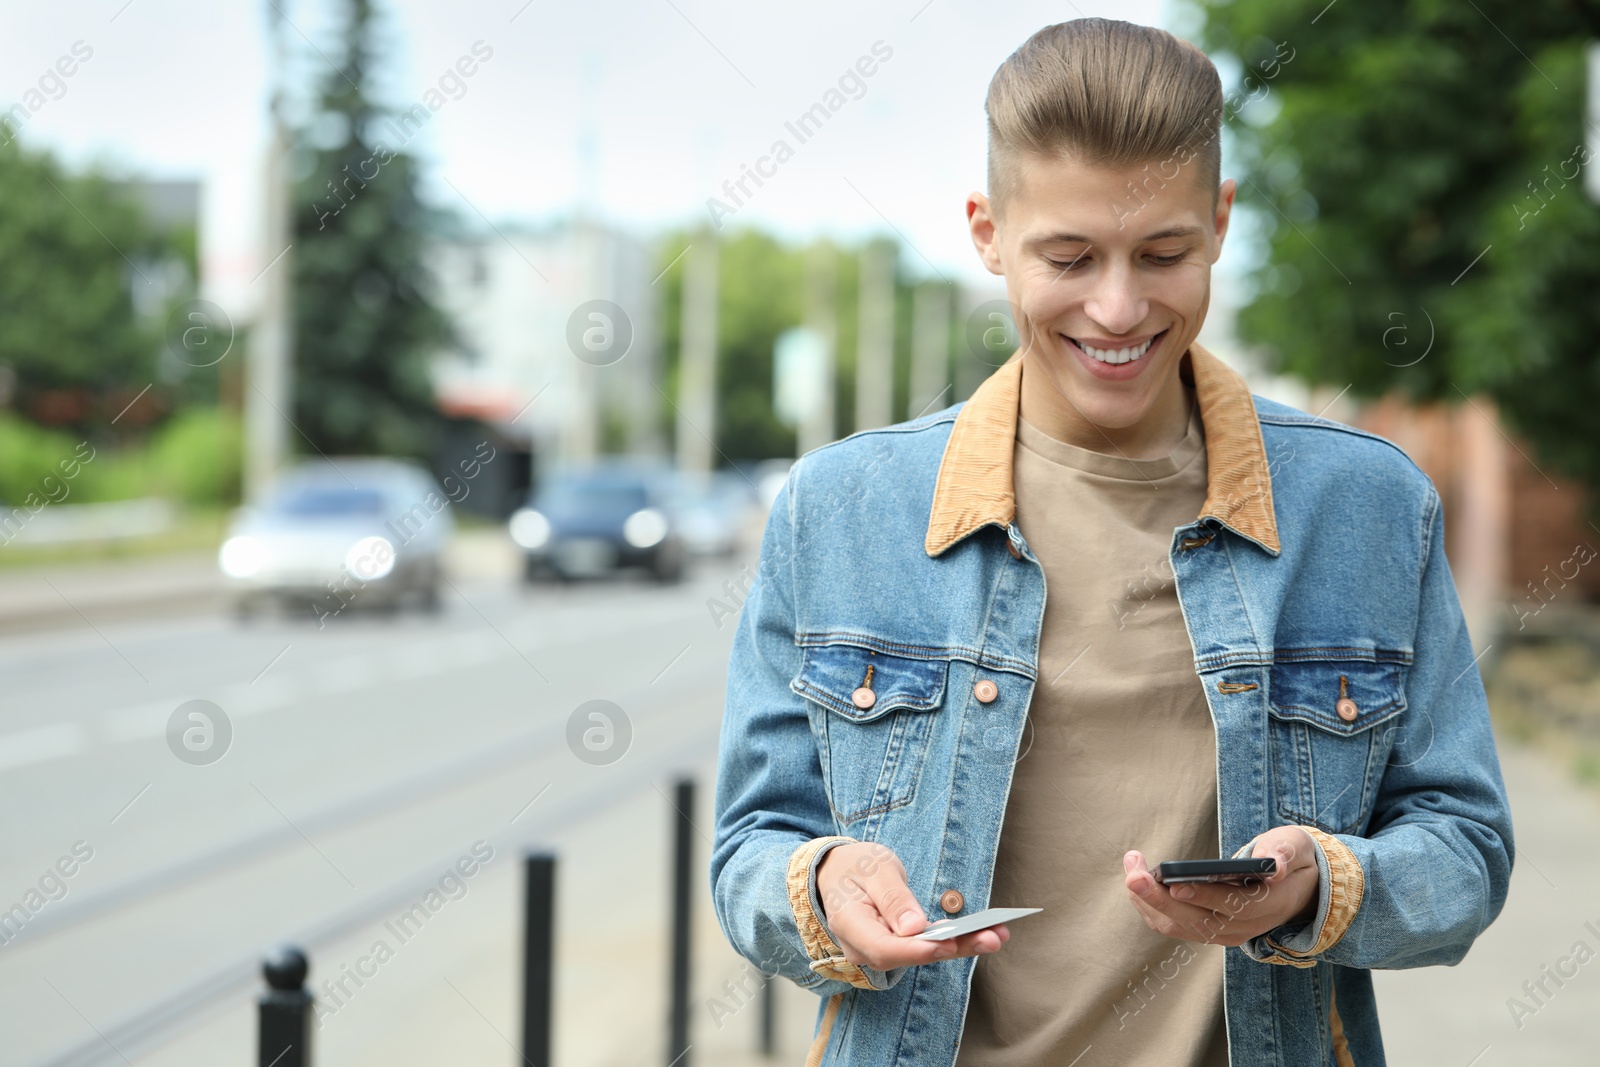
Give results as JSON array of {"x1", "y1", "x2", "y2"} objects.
[{"x1": 984, "y1": 19, "x2": 1223, "y2": 219}]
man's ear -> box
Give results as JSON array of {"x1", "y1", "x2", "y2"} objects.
[
  {"x1": 967, "y1": 192, "x2": 1005, "y2": 276},
  {"x1": 1211, "y1": 178, "x2": 1238, "y2": 260}
]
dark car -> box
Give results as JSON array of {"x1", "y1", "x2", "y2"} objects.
[{"x1": 510, "y1": 464, "x2": 686, "y2": 583}]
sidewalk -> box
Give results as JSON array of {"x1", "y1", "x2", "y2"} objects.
[
  {"x1": 0, "y1": 551, "x2": 223, "y2": 635},
  {"x1": 1372, "y1": 730, "x2": 1600, "y2": 1065},
  {"x1": 128, "y1": 753, "x2": 823, "y2": 1067}
]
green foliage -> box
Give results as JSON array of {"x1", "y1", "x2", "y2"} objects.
[
  {"x1": 655, "y1": 228, "x2": 800, "y2": 461},
  {"x1": 0, "y1": 408, "x2": 240, "y2": 506},
  {"x1": 147, "y1": 407, "x2": 243, "y2": 504},
  {"x1": 0, "y1": 139, "x2": 168, "y2": 416},
  {"x1": 1195, "y1": 0, "x2": 1600, "y2": 500},
  {"x1": 653, "y1": 228, "x2": 953, "y2": 462},
  {"x1": 0, "y1": 414, "x2": 78, "y2": 503},
  {"x1": 289, "y1": 0, "x2": 451, "y2": 459}
]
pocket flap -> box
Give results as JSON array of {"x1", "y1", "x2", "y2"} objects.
[
  {"x1": 1268, "y1": 654, "x2": 1407, "y2": 736},
  {"x1": 792, "y1": 643, "x2": 949, "y2": 722}
]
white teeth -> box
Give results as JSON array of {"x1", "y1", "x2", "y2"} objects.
[{"x1": 1075, "y1": 335, "x2": 1156, "y2": 364}]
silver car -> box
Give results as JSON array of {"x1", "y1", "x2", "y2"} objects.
[{"x1": 220, "y1": 458, "x2": 452, "y2": 619}]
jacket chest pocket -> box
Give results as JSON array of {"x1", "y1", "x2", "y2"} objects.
[
  {"x1": 792, "y1": 643, "x2": 950, "y2": 828},
  {"x1": 1266, "y1": 653, "x2": 1408, "y2": 835}
]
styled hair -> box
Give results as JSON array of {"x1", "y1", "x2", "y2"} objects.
[{"x1": 984, "y1": 19, "x2": 1223, "y2": 219}]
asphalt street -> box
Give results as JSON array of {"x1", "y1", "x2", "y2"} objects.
[
  {"x1": 0, "y1": 553, "x2": 824, "y2": 1066},
  {"x1": 0, "y1": 545, "x2": 1595, "y2": 1065}
]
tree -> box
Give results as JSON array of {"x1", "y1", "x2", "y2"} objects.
[
  {"x1": 290, "y1": 0, "x2": 451, "y2": 458},
  {"x1": 0, "y1": 138, "x2": 170, "y2": 428},
  {"x1": 1195, "y1": 1, "x2": 1600, "y2": 503}
]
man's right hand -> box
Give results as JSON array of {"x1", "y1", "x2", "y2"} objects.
[{"x1": 816, "y1": 841, "x2": 1010, "y2": 971}]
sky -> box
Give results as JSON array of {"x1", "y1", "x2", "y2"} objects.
[{"x1": 1, "y1": 0, "x2": 1276, "y2": 357}]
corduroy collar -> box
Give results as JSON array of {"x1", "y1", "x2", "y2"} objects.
[{"x1": 923, "y1": 343, "x2": 1280, "y2": 557}]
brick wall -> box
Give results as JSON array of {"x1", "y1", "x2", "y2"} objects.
[{"x1": 1344, "y1": 393, "x2": 1600, "y2": 641}]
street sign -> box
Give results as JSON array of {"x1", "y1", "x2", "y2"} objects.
[{"x1": 774, "y1": 326, "x2": 827, "y2": 427}]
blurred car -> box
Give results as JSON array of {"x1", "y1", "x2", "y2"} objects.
[
  {"x1": 665, "y1": 470, "x2": 759, "y2": 557},
  {"x1": 220, "y1": 458, "x2": 453, "y2": 618},
  {"x1": 510, "y1": 463, "x2": 686, "y2": 583}
]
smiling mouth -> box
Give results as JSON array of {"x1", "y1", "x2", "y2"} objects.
[{"x1": 1066, "y1": 329, "x2": 1168, "y2": 365}]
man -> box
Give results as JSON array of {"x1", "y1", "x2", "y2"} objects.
[{"x1": 711, "y1": 18, "x2": 1512, "y2": 1067}]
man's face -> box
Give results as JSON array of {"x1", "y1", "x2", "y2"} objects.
[{"x1": 968, "y1": 151, "x2": 1235, "y2": 435}]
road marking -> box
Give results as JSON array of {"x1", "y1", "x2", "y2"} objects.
[{"x1": 0, "y1": 723, "x2": 86, "y2": 771}]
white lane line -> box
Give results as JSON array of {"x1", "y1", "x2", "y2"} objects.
[
  {"x1": 0, "y1": 723, "x2": 87, "y2": 770},
  {"x1": 0, "y1": 576, "x2": 738, "y2": 772}
]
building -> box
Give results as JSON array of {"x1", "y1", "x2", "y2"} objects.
[{"x1": 428, "y1": 216, "x2": 663, "y2": 489}]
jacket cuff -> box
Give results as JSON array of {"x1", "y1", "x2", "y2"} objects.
[
  {"x1": 1236, "y1": 827, "x2": 1365, "y2": 967},
  {"x1": 786, "y1": 835, "x2": 879, "y2": 990}
]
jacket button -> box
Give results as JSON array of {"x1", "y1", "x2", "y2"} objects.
[
  {"x1": 1007, "y1": 540, "x2": 1022, "y2": 560},
  {"x1": 851, "y1": 687, "x2": 876, "y2": 710},
  {"x1": 1336, "y1": 697, "x2": 1358, "y2": 722},
  {"x1": 940, "y1": 889, "x2": 964, "y2": 914},
  {"x1": 973, "y1": 679, "x2": 999, "y2": 703}
]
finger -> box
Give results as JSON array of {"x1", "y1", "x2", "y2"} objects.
[
  {"x1": 1126, "y1": 890, "x2": 1247, "y2": 944},
  {"x1": 950, "y1": 925, "x2": 1009, "y2": 956},
  {"x1": 827, "y1": 903, "x2": 981, "y2": 970},
  {"x1": 1166, "y1": 878, "x2": 1272, "y2": 915},
  {"x1": 1125, "y1": 876, "x2": 1243, "y2": 940},
  {"x1": 1251, "y1": 828, "x2": 1316, "y2": 874},
  {"x1": 847, "y1": 857, "x2": 925, "y2": 937},
  {"x1": 1126, "y1": 883, "x2": 1231, "y2": 928}
]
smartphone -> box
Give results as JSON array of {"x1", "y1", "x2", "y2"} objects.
[{"x1": 1152, "y1": 858, "x2": 1277, "y2": 885}]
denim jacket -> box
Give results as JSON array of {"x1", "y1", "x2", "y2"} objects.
[{"x1": 711, "y1": 346, "x2": 1514, "y2": 1067}]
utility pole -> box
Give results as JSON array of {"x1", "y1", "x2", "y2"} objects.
[
  {"x1": 910, "y1": 282, "x2": 951, "y2": 420},
  {"x1": 854, "y1": 239, "x2": 894, "y2": 431},
  {"x1": 801, "y1": 240, "x2": 837, "y2": 453},
  {"x1": 246, "y1": 0, "x2": 294, "y2": 502},
  {"x1": 676, "y1": 232, "x2": 718, "y2": 474},
  {"x1": 1587, "y1": 43, "x2": 1600, "y2": 204}
]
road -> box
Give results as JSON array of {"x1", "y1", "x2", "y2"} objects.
[
  {"x1": 1, "y1": 540, "x2": 1596, "y2": 1066},
  {"x1": 0, "y1": 548, "x2": 825, "y2": 1066}
]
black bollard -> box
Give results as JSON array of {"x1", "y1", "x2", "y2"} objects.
[
  {"x1": 259, "y1": 945, "x2": 312, "y2": 1067},
  {"x1": 522, "y1": 853, "x2": 556, "y2": 1067},
  {"x1": 759, "y1": 975, "x2": 775, "y2": 1057},
  {"x1": 668, "y1": 778, "x2": 694, "y2": 1067}
]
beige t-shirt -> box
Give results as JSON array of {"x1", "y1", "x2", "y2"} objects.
[{"x1": 956, "y1": 392, "x2": 1229, "y2": 1067}]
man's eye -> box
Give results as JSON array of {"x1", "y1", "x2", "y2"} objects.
[
  {"x1": 1045, "y1": 255, "x2": 1089, "y2": 271},
  {"x1": 1147, "y1": 252, "x2": 1187, "y2": 266}
]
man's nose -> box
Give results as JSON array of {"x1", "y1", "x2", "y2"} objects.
[{"x1": 1082, "y1": 265, "x2": 1149, "y2": 336}]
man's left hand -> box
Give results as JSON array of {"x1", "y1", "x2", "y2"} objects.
[{"x1": 1122, "y1": 826, "x2": 1319, "y2": 948}]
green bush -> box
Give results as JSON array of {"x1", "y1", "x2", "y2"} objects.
[
  {"x1": 0, "y1": 407, "x2": 242, "y2": 507},
  {"x1": 0, "y1": 415, "x2": 81, "y2": 505},
  {"x1": 149, "y1": 407, "x2": 243, "y2": 505}
]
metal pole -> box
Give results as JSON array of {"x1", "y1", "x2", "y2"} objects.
[
  {"x1": 246, "y1": 0, "x2": 295, "y2": 503},
  {"x1": 854, "y1": 239, "x2": 894, "y2": 431},
  {"x1": 523, "y1": 853, "x2": 556, "y2": 1067},
  {"x1": 759, "y1": 975, "x2": 775, "y2": 1057},
  {"x1": 676, "y1": 236, "x2": 719, "y2": 474},
  {"x1": 801, "y1": 241, "x2": 837, "y2": 453},
  {"x1": 668, "y1": 778, "x2": 694, "y2": 1067},
  {"x1": 258, "y1": 946, "x2": 311, "y2": 1067},
  {"x1": 911, "y1": 282, "x2": 952, "y2": 420}
]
